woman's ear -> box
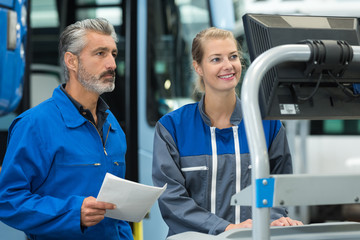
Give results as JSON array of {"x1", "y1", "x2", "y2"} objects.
[
  {"x1": 193, "y1": 60, "x2": 203, "y2": 76},
  {"x1": 64, "y1": 52, "x2": 78, "y2": 72}
]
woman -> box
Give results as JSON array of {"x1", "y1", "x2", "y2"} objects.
[{"x1": 152, "y1": 27, "x2": 302, "y2": 237}]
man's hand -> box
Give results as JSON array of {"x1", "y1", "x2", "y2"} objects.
[
  {"x1": 81, "y1": 196, "x2": 116, "y2": 227},
  {"x1": 225, "y1": 219, "x2": 253, "y2": 231},
  {"x1": 271, "y1": 217, "x2": 303, "y2": 227}
]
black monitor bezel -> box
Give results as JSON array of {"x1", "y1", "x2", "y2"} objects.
[{"x1": 242, "y1": 13, "x2": 360, "y2": 120}]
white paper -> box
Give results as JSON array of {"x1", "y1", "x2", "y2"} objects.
[{"x1": 96, "y1": 172, "x2": 167, "y2": 222}]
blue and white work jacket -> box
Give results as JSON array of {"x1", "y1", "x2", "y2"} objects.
[{"x1": 152, "y1": 96, "x2": 292, "y2": 236}]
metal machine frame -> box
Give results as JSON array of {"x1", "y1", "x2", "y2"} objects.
[{"x1": 237, "y1": 43, "x2": 360, "y2": 240}]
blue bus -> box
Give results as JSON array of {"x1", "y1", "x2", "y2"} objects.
[
  {"x1": 0, "y1": 0, "x2": 27, "y2": 116},
  {"x1": 0, "y1": 1, "x2": 29, "y2": 238}
]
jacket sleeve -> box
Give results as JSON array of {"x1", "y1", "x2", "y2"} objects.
[
  {"x1": 268, "y1": 121, "x2": 293, "y2": 221},
  {"x1": 0, "y1": 116, "x2": 85, "y2": 238},
  {"x1": 152, "y1": 122, "x2": 230, "y2": 236}
]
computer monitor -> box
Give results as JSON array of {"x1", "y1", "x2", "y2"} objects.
[{"x1": 242, "y1": 14, "x2": 360, "y2": 119}]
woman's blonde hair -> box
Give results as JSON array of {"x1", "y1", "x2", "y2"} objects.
[{"x1": 192, "y1": 27, "x2": 242, "y2": 94}]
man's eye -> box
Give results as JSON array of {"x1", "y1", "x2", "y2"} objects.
[{"x1": 96, "y1": 52, "x2": 103, "y2": 56}]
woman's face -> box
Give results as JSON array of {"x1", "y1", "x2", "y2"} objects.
[{"x1": 194, "y1": 38, "x2": 242, "y2": 94}]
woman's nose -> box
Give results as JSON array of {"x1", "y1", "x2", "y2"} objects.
[{"x1": 223, "y1": 58, "x2": 233, "y2": 70}]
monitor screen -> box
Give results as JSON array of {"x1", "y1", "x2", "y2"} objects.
[{"x1": 242, "y1": 14, "x2": 360, "y2": 119}]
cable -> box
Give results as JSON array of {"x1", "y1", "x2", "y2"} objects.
[
  {"x1": 296, "y1": 73, "x2": 323, "y2": 101},
  {"x1": 328, "y1": 71, "x2": 360, "y2": 98}
]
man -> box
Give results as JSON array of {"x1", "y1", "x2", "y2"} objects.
[{"x1": 0, "y1": 18, "x2": 133, "y2": 240}]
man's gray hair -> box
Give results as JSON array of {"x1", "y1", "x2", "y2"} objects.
[{"x1": 59, "y1": 18, "x2": 118, "y2": 82}]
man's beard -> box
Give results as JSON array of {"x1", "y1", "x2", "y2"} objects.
[{"x1": 77, "y1": 62, "x2": 115, "y2": 95}]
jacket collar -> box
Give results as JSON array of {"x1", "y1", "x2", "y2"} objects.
[
  {"x1": 60, "y1": 84, "x2": 109, "y2": 131},
  {"x1": 52, "y1": 86, "x2": 87, "y2": 128},
  {"x1": 198, "y1": 94, "x2": 243, "y2": 127},
  {"x1": 52, "y1": 85, "x2": 116, "y2": 130}
]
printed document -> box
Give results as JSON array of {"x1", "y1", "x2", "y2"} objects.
[{"x1": 97, "y1": 172, "x2": 167, "y2": 222}]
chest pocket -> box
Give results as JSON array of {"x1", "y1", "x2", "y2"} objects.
[
  {"x1": 103, "y1": 123, "x2": 127, "y2": 178},
  {"x1": 180, "y1": 155, "x2": 211, "y2": 208},
  {"x1": 107, "y1": 155, "x2": 126, "y2": 177}
]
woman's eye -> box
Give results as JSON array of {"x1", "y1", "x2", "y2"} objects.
[
  {"x1": 230, "y1": 54, "x2": 239, "y2": 60},
  {"x1": 211, "y1": 57, "x2": 220, "y2": 63}
]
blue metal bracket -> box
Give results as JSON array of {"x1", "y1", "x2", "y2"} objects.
[{"x1": 255, "y1": 178, "x2": 274, "y2": 208}]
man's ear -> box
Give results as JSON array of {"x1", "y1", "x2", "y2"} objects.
[
  {"x1": 64, "y1": 52, "x2": 78, "y2": 72},
  {"x1": 192, "y1": 60, "x2": 203, "y2": 76}
]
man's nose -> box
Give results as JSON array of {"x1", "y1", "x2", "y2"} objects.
[{"x1": 106, "y1": 55, "x2": 117, "y2": 70}]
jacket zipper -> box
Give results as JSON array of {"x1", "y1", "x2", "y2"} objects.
[
  {"x1": 89, "y1": 121, "x2": 111, "y2": 156},
  {"x1": 210, "y1": 127, "x2": 217, "y2": 215},
  {"x1": 103, "y1": 124, "x2": 111, "y2": 156},
  {"x1": 66, "y1": 163, "x2": 101, "y2": 167},
  {"x1": 210, "y1": 126, "x2": 242, "y2": 223},
  {"x1": 232, "y1": 126, "x2": 241, "y2": 224}
]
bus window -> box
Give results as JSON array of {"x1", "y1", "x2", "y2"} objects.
[
  {"x1": 30, "y1": 0, "x2": 59, "y2": 28},
  {"x1": 146, "y1": 0, "x2": 210, "y2": 126},
  {"x1": 76, "y1": 7, "x2": 122, "y2": 27},
  {"x1": 77, "y1": 0, "x2": 122, "y2": 5},
  {"x1": 74, "y1": 0, "x2": 123, "y2": 27}
]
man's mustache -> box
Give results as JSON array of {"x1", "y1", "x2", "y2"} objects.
[{"x1": 100, "y1": 70, "x2": 115, "y2": 78}]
